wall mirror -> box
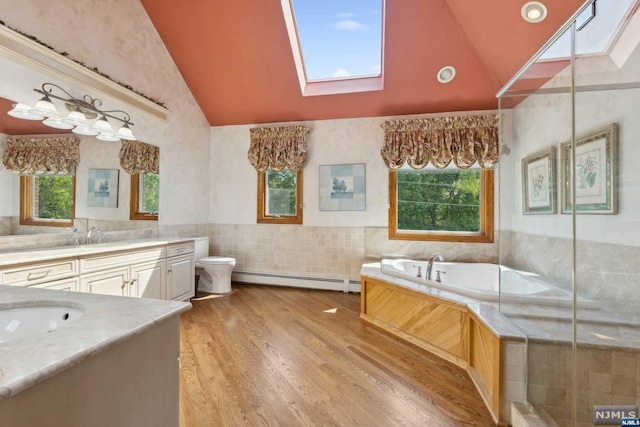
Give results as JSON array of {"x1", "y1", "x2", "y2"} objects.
[{"x1": 0, "y1": 28, "x2": 161, "y2": 240}]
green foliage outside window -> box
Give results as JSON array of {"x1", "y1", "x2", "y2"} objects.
[
  {"x1": 141, "y1": 173, "x2": 159, "y2": 213},
  {"x1": 267, "y1": 170, "x2": 297, "y2": 216},
  {"x1": 397, "y1": 169, "x2": 480, "y2": 232},
  {"x1": 36, "y1": 175, "x2": 73, "y2": 219}
]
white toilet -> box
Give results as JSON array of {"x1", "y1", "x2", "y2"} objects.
[{"x1": 193, "y1": 237, "x2": 236, "y2": 294}]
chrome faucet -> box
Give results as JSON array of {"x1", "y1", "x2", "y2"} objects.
[
  {"x1": 86, "y1": 226, "x2": 98, "y2": 245},
  {"x1": 66, "y1": 226, "x2": 79, "y2": 246},
  {"x1": 426, "y1": 253, "x2": 444, "y2": 281}
]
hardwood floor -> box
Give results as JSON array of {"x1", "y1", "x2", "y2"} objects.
[{"x1": 178, "y1": 284, "x2": 495, "y2": 427}]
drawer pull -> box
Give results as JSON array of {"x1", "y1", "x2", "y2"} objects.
[
  {"x1": 27, "y1": 270, "x2": 51, "y2": 281},
  {"x1": 130, "y1": 278, "x2": 137, "y2": 286},
  {"x1": 122, "y1": 280, "x2": 128, "y2": 290}
]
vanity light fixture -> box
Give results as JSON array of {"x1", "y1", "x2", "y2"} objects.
[
  {"x1": 7, "y1": 83, "x2": 137, "y2": 141},
  {"x1": 521, "y1": 1, "x2": 547, "y2": 24},
  {"x1": 437, "y1": 66, "x2": 456, "y2": 83}
]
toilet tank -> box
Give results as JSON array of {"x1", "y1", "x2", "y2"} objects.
[{"x1": 193, "y1": 237, "x2": 210, "y2": 262}]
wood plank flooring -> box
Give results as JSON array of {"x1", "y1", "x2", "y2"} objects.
[{"x1": 178, "y1": 284, "x2": 496, "y2": 427}]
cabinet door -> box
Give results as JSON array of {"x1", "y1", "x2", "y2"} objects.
[
  {"x1": 81, "y1": 268, "x2": 130, "y2": 296},
  {"x1": 132, "y1": 260, "x2": 166, "y2": 300},
  {"x1": 167, "y1": 255, "x2": 194, "y2": 301}
]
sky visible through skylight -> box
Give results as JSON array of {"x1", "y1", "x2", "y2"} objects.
[
  {"x1": 292, "y1": 0, "x2": 382, "y2": 81},
  {"x1": 540, "y1": 0, "x2": 634, "y2": 60}
]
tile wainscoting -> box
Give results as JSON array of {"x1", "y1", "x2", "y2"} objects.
[
  {"x1": 501, "y1": 230, "x2": 640, "y2": 305},
  {"x1": 208, "y1": 225, "x2": 499, "y2": 283}
]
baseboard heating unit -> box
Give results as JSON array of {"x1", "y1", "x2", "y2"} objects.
[{"x1": 232, "y1": 271, "x2": 361, "y2": 293}]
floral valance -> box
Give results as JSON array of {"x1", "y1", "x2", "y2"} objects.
[
  {"x1": 2, "y1": 136, "x2": 80, "y2": 174},
  {"x1": 380, "y1": 114, "x2": 499, "y2": 170},
  {"x1": 119, "y1": 140, "x2": 159, "y2": 175},
  {"x1": 248, "y1": 126, "x2": 309, "y2": 172}
]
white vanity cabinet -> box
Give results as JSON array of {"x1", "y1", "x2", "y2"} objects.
[
  {"x1": 0, "y1": 258, "x2": 78, "y2": 287},
  {"x1": 166, "y1": 241, "x2": 195, "y2": 301},
  {"x1": 132, "y1": 259, "x2": 166, "y2": 299},
  {"x1": 32, "y1": 277, "x2": 79, "y2": 292},
  {"x1": 80, "y1": 247, "x2": 167, "y2": 299},
  {"x1": 0, "y1": 239, "x2": 195, "y2": 301},
  {"x1": 81, "y1": 267, "x2": 131, "y2": 296}
]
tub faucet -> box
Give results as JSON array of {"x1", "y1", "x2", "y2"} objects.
[
  {"x1": 86, "y1": 227, "x2": 98, "y2": 245},
  {"x1": 426, "y1": 253, "x2": 444, "y2": 281}
]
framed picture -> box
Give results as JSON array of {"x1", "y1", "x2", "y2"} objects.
[
  {"x1": 319, "y1": 163, "x2": 366, "y2": 211},
  {"x1": 560, "y1": 123, "x2": 617, "y2": 214},
  {"x1": 522, "y1": 147, "x2": 556, "y2": 214},
  {"x1": 87, "y1": 168, "x2": 119, "y2": 208}
]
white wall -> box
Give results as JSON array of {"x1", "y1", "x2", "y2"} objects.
[
  {"x1": 210, "y1": 111, "x2": 498, "y2": 228},
  {"x1": 502, "y1": 53, "x2": 640, "y2": 247},
  {"x1": 0, "y1": 0, "x2": 211, "y2": 229}
]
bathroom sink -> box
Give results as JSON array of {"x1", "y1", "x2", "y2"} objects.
[{"x1": 0, "y1": 304, "x2": 83, "y2": 343}]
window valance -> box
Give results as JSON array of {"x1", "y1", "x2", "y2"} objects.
[
  {"x1": 248, "y1": 126, "x2": 309, "y2": 172},
  {"x1": 2, "y1": 136, "x2": 80, "y2": 174},
  {"x1": 119, "y1": 140, "x2": 159, "y2": 175},
  {"x1": 380, "y1": 114, "x2": 499, "y2": 170}
]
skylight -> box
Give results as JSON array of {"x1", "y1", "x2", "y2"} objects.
[
  {"x1": 281, "y1": 0, "x2": 385, "y2": 96},
  {"x1": 540, "y1": 0, "x2": 635, "y2": 60}
]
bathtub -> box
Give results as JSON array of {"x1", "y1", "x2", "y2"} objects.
[{"x1": 380, "y1": 259, "x2": 571, "y2": 302}]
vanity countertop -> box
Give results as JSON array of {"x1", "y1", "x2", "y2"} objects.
[
  {"x1": 0, "y1": 237, "x2": 197, "y2": 267},
  {"x1": 0, "y1": 284, "x2": 191, "y2": 400}
]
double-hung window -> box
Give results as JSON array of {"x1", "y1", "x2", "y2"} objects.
[
  {"x1": 130, "y1": 172, "x2": 159, "y2": 220},
  {"x1": 20, "y1": 174, "x2": 75, "y2": 227},
  {"x1": 257, "y1": 169, "x2": 303, "y2": 224}
]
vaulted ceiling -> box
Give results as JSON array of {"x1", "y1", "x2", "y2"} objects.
[
  {"x1": 139, "y1": 0, "x2": 585, "y2": 126},
  {"x1": 1, "y1": 0, "x2": 587, "y2": 134}
]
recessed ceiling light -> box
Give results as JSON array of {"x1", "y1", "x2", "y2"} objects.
[
  {"x1": 437, "y1": 66, "x2": 456, "y2": 83},
  {"x1": 521, "y1": 1, "x2": 547, "y2": 23}
]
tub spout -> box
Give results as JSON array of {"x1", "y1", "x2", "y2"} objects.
[{"x1": 427, "y1": 253, "x2": 444, "y2": 281}]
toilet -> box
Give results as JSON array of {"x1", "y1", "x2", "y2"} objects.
[{"x1": 193, "y1": 237, "x2": 236, "y2": 294}]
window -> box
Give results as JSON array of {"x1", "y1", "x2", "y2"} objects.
[
  {"x1": 20, "y1": 174, "x2": 75, "y2": 227},
  {"x1": 130, "y1": 173, "x2": 159, "y2": 220},
  {"x1": 282, "y1": 0, "x2": 385, "y2": 96},
  {"x1": 389, "y1": 168, "x2": 494, "y2": 243},
  {"x1": 257, "y1": 169, "x2": 303, "y2": 224}
]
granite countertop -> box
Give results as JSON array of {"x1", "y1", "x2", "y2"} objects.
[
  {"x1": 0, "y1": 284, "x2": 191, "y2": 400},
  {"x1": 361, "y1": 262, "x2": 640, "y2": 351},
  {"x1": 0, "y1": 237, "x2": 197, "y2": 267}
]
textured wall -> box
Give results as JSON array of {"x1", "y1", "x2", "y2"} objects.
[{"x1": 0, "y1": 0, "x2": 211, "y2": 229}]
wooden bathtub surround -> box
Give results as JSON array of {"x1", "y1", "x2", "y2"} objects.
[{"x1": 361, "y1": 275, "x2": 504, "y2": 425}]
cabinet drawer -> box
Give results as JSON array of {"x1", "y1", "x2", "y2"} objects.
[
  {"x1": 32, "y1": 277, "x2": 80, "y2": 292},
  {"x1": 80, "y1": 247, "x2": 166, "y2": 274},
  {"x1": 167, "y1": 241, "x2": 194, "y2": 257},
  {"x1": 1, "y1": 259, "x2": 78, "y2": 286}
]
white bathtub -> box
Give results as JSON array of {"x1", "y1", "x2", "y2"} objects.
[{"x1": 380, "y1": 259, "x2": 570, "y2": 302}]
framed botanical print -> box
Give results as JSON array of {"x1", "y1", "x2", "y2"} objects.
[
  {"x1": 522, "y1": 147, "x2": 556, "y2": 214},
  {"x1": 560, "y1": 123, "x2": 617, "y2": 214}
]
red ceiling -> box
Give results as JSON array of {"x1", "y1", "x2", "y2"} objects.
[
  {"x1": 1, "y1": 0, "x2": 586, "y2": 134},
  {"x1": 140, "y1": 0, "x2": 585, "y2": 126}
]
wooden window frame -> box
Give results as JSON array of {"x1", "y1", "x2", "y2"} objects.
[
  {"x1": 388, "y1": 169, "x2": 494, "y2": 243},
  {"x1": 257, "y1": 170, "x2": 303, "y2": 224},
  {"x1": 130, "y1": 173, "x2": 159, "y2": 221},
  {"x1": 20, "y1": 174, "x2": 76, "y2": 227}
]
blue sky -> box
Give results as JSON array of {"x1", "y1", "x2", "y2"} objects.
[{"x1": 291, "y1": 0, "x2": 383, "y2": 80}]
